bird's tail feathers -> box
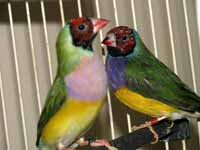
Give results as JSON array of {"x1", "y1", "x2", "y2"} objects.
[{"x1": 180, "y1": 111, "x2": 200, "y2": 119}]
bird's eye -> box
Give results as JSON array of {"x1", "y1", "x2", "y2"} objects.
[
  {"x1": 121, "y1": 35, "x2": 128, "y2": 41},
  {"x1": 78, "y1": 24, "x2": 86, "y2": 31}
]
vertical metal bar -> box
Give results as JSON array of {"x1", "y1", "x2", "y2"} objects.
[
  {"x1": 130, "y1": 0, "x2": 137, "y2": 29},
  {"x1": 0, "y1": 72, "x2": 10, "y2": 150},
  {"x1": 77, "y1": 0, "x2": 82, "y2": 17},
  {"x1": 8, "y1": 2, "x2": 28, "y2": 149},
  {"x1": 112, "y1": 0, "x2": 119, "y2": 26},
  {"x1": 182, "y1": 0, "x2": 197, "y2": 92},
  {"x1": 166, "y1": 1, "x2": 186, "y2": 149},
  {"x1": 183, "y1": 0, "x2": 200, "y2": 149},
  {"x1": 181, "y1": 140, "x2": 186, "y2": 150},
  {"x1": 95, "y1": 0, "x2": 115, "y2": 139},
  {"x1": 165, "y1": 142, "x2": 170, "y2": 150},
  {"x1": 112, "y1": 0, "x2": 132, "y2": 133},
  {"x1": 197, "y1": 0, "x2": 200, "y2": 41},
  {"x1": 95, "y1": 0, "x2": 103, "y2": 41},
  {"x1": 126, "y1": 114, "x2": 132, "y2": 133},
  {"x1": 129, "y1": 0, "x2": 138, "y2": 134},
  {"x1": 106, "y1": 91, "x2": 116, "y2": 139},
  {"x1": 148, "y1": 0, "x2": 158, "y2": 57},
  {"x1": 148, "y1": 1, "x2": 169, "y2": 149},
  {"x1": 40, "y1": 0, "x2": 53, "y2": 84},
  {"x1": 196, "y1": 0, "x2": 200, "y2": 147},
  {"x1": 166, "y1": 0, "x2": 178, "y2": 73},
  {"x1": 59, "y1": 0, "x2": 65, "y2": 27},
  {"x1": 25, "y1": 1, "x2": 42, "y2": 113}
]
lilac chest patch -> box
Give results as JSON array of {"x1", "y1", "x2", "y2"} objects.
[
  {"x1": 106, "y1": 56, "x2": 127, "y2": 91},
  {"x1": 65, "y1": 56, "x2": 107, "y2": 101}
]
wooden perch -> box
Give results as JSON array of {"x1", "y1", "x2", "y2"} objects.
[{"x1": 78, "y1": 118, "x2": 190, "y2": 150}]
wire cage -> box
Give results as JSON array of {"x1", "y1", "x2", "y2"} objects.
[{"x1": 0, "y1": 0, "x2": 200, "y2": 150}]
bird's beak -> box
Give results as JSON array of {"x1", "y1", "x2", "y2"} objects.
[
  {"x1": 92, "y1": 18, "x2": 109, "y2": 33},
  {"x1": 102, "y1": 36, "x2": 112, "y2": 46}
]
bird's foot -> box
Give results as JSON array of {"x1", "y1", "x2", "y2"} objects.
[
  {"x1": 131, "y1": 116, "x2": 168, "y2": 144},
  {"x1": 148, "y1": 125, "x2": 159, "y2": 144},
  {"x1": 132, "y1": 121, "x2": 152, "y2": 131},
  {"x1": 58, "y1": 138, "x2": 118, "y2": 150},
  {"x1": 71, "y1": 138, "x2": 118, "y2": 150},
  {"x1": 132, "y1": 121, "x2": 159, "y2": 144},
  {"x1": 90, "y1": 139, "x2": 118, "y2": 150},
  {"x1": 132, "y1": 116, "x2": 167, "y2": 131}
]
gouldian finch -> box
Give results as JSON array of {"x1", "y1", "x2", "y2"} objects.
[
  {"x1": 102, "y1": 26, "x2": 200, "y2": 131},
  {"x1": 36, "y1": 17, "x2": 108, "y2": 150}
]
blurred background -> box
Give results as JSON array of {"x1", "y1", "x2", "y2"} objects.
[{"x1": 0, "y1": 0, "x2": 200, "y2": 150}]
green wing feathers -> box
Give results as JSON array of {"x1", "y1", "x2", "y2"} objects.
[
  {"x1": 125, "y1": 48, "x2": 200, "y2": 113},
  {"x1": 36, "y1": 76, "x2": 67, "y2": 146}
]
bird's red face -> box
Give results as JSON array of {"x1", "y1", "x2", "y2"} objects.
[
  {"x1": 102, "y1": 26, "x2": 135, "y2": 57},
  {"x1": 70, "y1": 17, "x2": 108, "y2": 49}
]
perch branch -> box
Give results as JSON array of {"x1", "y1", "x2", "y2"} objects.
[{"x1": 78, "y1": 118, "x2": 190, "y2": 150}]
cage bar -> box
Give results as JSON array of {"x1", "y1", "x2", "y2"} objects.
[
  {"x1": 166, "y1": 0, "x2": 187, "y2": 149},
  {"x1": 94, "y1": 0, "x2": 103, "y2": 42},
  {"x1": 40, "y1": 0, "x2": 53, "y2": 84},
  {"x1": 112, "y1": 0, "x2": 119, "y2": 26},
  {"x1": 77, "y1": 0, "x2": 82, "y2": 17},
  {"x1": 130, "y1": 0, "x2": 137, "y2": 29},
  {"x1": 182, "y1": 0, "x2": 197, "y2": 92},
  {"x1": 165, "y1": 0, "x2": 178, "y2": 73},
  {"x1": 94, "y1": 0, "x2": 116, "y2": 139},
  {"x1": 0, "y1": 72, "x2": 10, "y2": 150},
  {"x1": 111, "y1": 0, "x2": 132, "y2": 133},
  {"x1": 147, "y1": 1, "x2": 169, "y2": 149},
  {"x1": 25, "y1": 1, "x2": 42, "y2": 113},
  {"x1": 196, "y1": 0, "x2": 200, "y2": 147},
  {"x1": 7, "y1": 2, "x2": 28, "y2": 149},
  {"x1": 59, "y1": 0, "x2": 65, "y2": 27},
  {"x1": 148, "y1": 0, "x2": 158, "y2": 57},
  {"x1": 129, "y1": 0, "x2": 139, "y2": 135},
  {"x1": 182, "y1": 1, "x2": 199, "y2": 149}
]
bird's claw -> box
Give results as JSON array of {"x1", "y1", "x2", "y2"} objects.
[
  {"x1": 132, "y1": 121, "x2": 159, "y2": 144},
  {"x1": 67, "y1": 138, "x2": 119, "y2": 150},
  {"x1": 90, "y1": 139, "x2": 118, "y2": 150},
  {"x1": 132, "y1": 121, "x2": 152, "y2": 131},
  {"x1": 131, "y1": 117, "x2": 167, "y2": 144},
  {"x1": 132, "y1": 116, "x2": 167, "y2": 131},
  {"x1": 148, "y1": 125, "x2": 159, "y2": 144}
]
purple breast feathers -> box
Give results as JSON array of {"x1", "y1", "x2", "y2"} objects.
[
  {"x1": 106, "y1": 56, "x2": 127, "y2": 91},
  {"x1": 65, "y1": 56, "x2": 107, "y2": 101}
]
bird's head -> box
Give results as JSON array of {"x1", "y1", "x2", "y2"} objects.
[
  {"x1": 57, "y1": 17, "x2": 108, "y2": 52},
  {"x1": 69, "y1": 17, "x2": 108, "y2": 50},
  {"x1": 102, "y1": 26, "x2": 137, "y2": 57}
]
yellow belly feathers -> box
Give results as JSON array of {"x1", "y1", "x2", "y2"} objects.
[
  {"x1": 42, "y1": 97, "x2": 103, "y2": 145},
  {"x1": 115, "y1": 87, "x2": 180, "y2": 117}
]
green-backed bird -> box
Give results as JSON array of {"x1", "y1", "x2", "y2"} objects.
[
  {"x1": 102, "y1": 26, "x2": 200, "y2": 128},
  {"x1": 36, "y1": 17, "x2": 108, "y2": 150}
]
